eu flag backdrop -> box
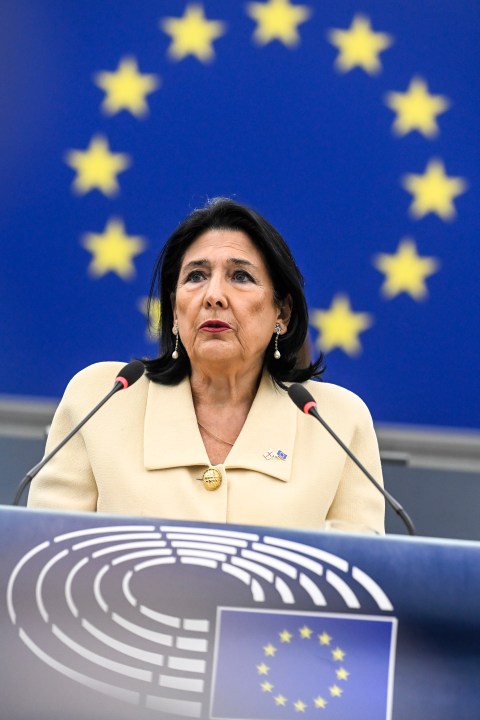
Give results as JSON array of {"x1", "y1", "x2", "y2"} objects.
[{"x1": 1, "y1": 1, "x2": 479, "y2": 429}]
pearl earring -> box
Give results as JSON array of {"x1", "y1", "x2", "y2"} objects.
[
  {"x1": 172, "y1": 324, "x2": 179, "y2": 360},
  {"x1": 274, "y1": 323, "x2": 281, "y2": 359}
]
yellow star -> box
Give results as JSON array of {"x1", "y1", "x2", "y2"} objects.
[
  {"x1": 331, "y1": 647, "x2": 346, "y2": 662},
  {"x1": 402, "y1": 158, "x2": 468, "y2": 221},
  {"x1": 385, "y1": 76, "x2": 450, "y2": 138},
  {"x1": 336, "y1": 667, "x2": 350, "y2": 681},
  {"x1": 311, "y1": 295, "x2": 373, "y2": 356},
  {"x1": 81, "y1": 218, "x2": 146, "y2": 280},
  {"x1": 318, "y1": 632, "x2": 332, "y2": 646},
  {"x1": 246, "y1": 0, "x2": 312, "y2": 47},
  {"x1": 294, "y1": 699, "x2": 307, "y2": 712},
  {"x1": 274, "y1": 694, "x2": 288, "y2": 706},
  {"x1": 328, "y1": 14, "x2": 393, "y2": 74},
  {"x1": 260, "y1": 681, "x2": 274, "y2": 692},
  {"x1": 94, "y1": 57, "x2": 160, "y2": 118},
  {"x1": 256, "y1": 662, "x2": 270, "y2": 675},
  {"x1": 374, "y1": 238, "x2": 439, "y2": 300},
  {"x1": 138, "y1": 297, "x2": 162, "y2": 340},
  {"x1": 65, "y1": 135, "x2": 131, "y2": 197},
  {"x1": 160, "y1": 4, "x2": 226, "y2": 63},
  {"x1": 279, "y1": 629, "x2": 293, "y2": 643},
  {"x1": 263, "y1": 643, "x2": 277, "y2": 656},
  {"x1": 329, "y1": 684, "x2": 343, "y2": 698},
  {"x1": 314, "y1": 696, "x2": 328, "y2": 709},
  {"x1": 299, "y1": 625, "x2": 313, "y2": 639}
]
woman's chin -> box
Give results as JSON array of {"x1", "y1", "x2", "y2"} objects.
[
  {"x1": 190, "y1": 343, "x2": 255, "y2": 371},
  {"x1": 194, "y1": 347, "x2": 239, "y2": 366}
]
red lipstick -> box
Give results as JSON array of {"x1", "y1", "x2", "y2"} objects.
[{"x1": 199, "y1": 320, "x2": 231, "y2": 332}]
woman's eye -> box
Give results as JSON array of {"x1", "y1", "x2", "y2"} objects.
[
  {"x1": 186, "y1": 270, "x2": 205, "y2": 283},
  {"x1": 232, "y1": 270, "x2": 253, "y2": 283}
]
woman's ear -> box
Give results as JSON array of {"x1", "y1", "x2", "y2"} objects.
[
  {"x1": 171, "y1": 292, "x2": 177, "y2": 327},
  {"x1": 277, "y1": 294, "x2": 292, "y2": 333}
]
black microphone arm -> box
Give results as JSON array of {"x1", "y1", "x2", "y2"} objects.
[
  {"x1": 13, "y1": 360, "x2": 145, "y2": 506},
  {"x1": 288, "y1": 383, "x2": 416, "y2": 536}
]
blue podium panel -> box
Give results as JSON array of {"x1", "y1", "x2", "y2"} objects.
[{"x1": 1, "y1": 505, "x2": 479, "y2": 720}]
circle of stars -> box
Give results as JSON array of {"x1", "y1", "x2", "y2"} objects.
[
  {"x1": 62, "y1": 0, "x2": 468, "y2": 352},
  {"x1": 256, "y1": 624, "x2": 350, "y2": 712}
]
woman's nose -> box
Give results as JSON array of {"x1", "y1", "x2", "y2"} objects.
[{"x1": 203, "y1": 276, "x2": 228, "y2": 308}]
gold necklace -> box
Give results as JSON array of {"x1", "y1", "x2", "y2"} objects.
[{"x1": 197, "y1": 421, "x2": 235, "y2": 447}]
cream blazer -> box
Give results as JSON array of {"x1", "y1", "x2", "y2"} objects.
[{"x1": 28, "y1": 362, "x2": 385, "y2": 533}]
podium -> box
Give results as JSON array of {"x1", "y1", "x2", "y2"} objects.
[{"x1": 1, "y1": 505, "x2": 479, "y2": 720}]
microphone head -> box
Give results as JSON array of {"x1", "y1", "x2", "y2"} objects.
[
  {"x1": 115, "y1": 360, "x2": 145, "y2": 389},
  {"x1": 287, "y1": 383, "x2": 317, "y2": 414}
]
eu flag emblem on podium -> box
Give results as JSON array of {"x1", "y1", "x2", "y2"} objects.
[{"x1": 211, "y1": 609, "x2": 397, "y2": 719}]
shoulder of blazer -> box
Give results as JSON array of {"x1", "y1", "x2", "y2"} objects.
[
  {"x1": 60, "y1": 361, "x2": 144, "y2": 416},
  {"x1": 302, "y1": 379, "x2": 375, "y2": 427}
]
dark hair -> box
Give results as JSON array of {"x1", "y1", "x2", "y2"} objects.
[{"x1": 143, "y1": 198, "x2": 324, "y2": 386}]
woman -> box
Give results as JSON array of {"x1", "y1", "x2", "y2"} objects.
[{"x1": 28, "y1": 198, "x2": 384, "y2": 532}]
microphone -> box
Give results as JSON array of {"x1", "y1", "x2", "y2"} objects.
[
  {"x1": 13, "y1": 360, "x2": 145, "y2": 506},
  {"x1": 288, "y1": 383, "x2": 416, "y2": 536}
]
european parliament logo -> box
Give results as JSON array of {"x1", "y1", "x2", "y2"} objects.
[
  {"x1": 211, "y1": 609, "x2": 396, "y2": 720},
  {"x1": 7, "y1": 523, "x2": 397, "y2": 719}
]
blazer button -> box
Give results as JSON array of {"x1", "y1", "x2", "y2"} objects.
[{"x1": 202, "y1": 468, "x2": 222, "y2": 491}]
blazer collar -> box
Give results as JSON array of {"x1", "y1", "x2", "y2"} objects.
[{"x1": 144, "y1": 372, "x2": 297, "y2": 482}]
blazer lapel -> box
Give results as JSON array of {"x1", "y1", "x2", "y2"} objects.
[
  {"x1": 225, "y1": 373, "x2": 297, "y2": 482},
  {"x1": 144, "y1": 377, "x2": 209, "y2": 470},
  {"x1": 143, "y1": 372, "x2": 297, "y2": 482}
]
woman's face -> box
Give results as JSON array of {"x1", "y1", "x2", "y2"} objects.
[{"x1": 173, "y1": 229, "x2": 290, "y2": 376}]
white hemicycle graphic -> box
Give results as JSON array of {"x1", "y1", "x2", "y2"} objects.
[{"x1": 7, "y1": 524, "x2": 394, "y2": 717}]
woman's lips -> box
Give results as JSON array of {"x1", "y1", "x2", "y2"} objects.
[{"x1": 199, "y1": 320, "x2": 231, "y2": 332}]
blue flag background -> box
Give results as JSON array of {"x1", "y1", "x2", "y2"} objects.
[
  {"x1": 1, "y1": 1, "x2": 479, "y2": 428},
  {"x1": 211, "y1": 608, "x2": 396, "y2": 719}
]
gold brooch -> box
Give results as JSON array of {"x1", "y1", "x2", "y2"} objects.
[{"x1": 201, "y1": 467, "x2": 222, "y2": 491}]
